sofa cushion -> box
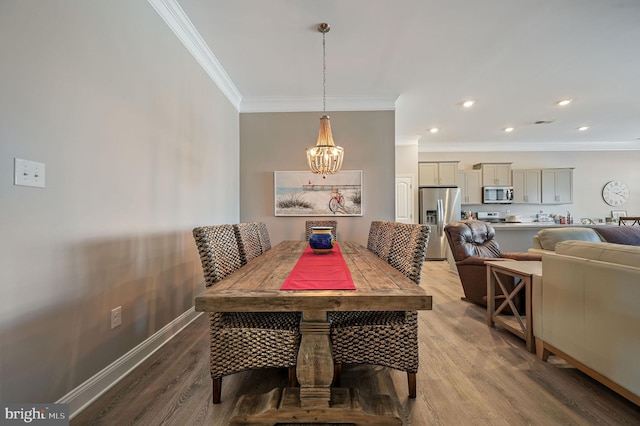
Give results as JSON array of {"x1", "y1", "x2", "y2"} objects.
[
  {"x1": 535, "y1": 227, "x2": 602, "y2": 251},
  {"x1": 554, "y1": 240, "x2": 640, "y2": 268},
  {"x1": 592, "y1": 226, "x2": 640, "y2": 246}
]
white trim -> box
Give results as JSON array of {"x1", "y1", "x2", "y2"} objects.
[
  {"x1": 418, "y1": 140, "x2": 640, "y2": 152},
  {"x1": 58, "y1": 308, "x2": 202, "y2": 419},
  {"x1": 147, "y1": 0, "x2": 242, "y2": 110},
  {"x1": 395, "y1": 137, "x2": 420, "y2": 146},
  {"x1": 240, "y1": 96, "x2": 398, "y2": 113}
]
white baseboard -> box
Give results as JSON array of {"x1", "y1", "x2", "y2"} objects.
[{"x1": 57, "y1": 308, "x2": 202, "y2": 419}]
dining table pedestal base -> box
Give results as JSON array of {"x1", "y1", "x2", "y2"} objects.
[{"x1": 229, "y1": 386, "x2": 402, "y2": 425}]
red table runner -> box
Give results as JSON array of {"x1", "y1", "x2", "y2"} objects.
[{"x1": 280, "y1": 242, "x2": 356, "y2": 290}]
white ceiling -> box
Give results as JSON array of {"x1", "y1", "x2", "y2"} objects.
[{"x1": 169, "y1": 0, "x2": 640, "y2": 152}]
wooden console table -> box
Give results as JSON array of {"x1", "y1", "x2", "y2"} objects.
[{"x1": 485, "y1": 260, "x2": 542, "y2": 353}]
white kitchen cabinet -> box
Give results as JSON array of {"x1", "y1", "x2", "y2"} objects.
[
  {"x1": 473, "y1": 163, "x2": 512, "y2": 186},
  {"x1": 541, "y1": 168, "x2": 573, "y2": 204},
  {"x1": 458, "y1": 169, "x2": 482, "y2": 204},
  {"x1": 512, "y1": 169, "x2": 541, "y2": 204},
  {"x1": 419, "y1": 162, "x2": 459, "y2": 186}
]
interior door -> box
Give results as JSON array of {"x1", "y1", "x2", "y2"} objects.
[{"x1": 395, "y1": 176, "x2": 414, "y2": 224}]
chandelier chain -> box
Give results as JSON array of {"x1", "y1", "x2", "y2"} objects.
[{"x1": 322, "y1": 30, "x2": 326, "y2": 114}]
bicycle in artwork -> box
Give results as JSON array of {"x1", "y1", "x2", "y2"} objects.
[{"x1": 329, "y1": 188, "x2": 345, "y2": 213}]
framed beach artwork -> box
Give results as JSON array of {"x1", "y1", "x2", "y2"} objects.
[{"x1": 274, "y1": 170, "x2": 363, "y2": 216}]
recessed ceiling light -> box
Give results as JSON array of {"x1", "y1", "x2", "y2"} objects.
[
  {"x1": 577, "y1": 126, "x2": 589, "y2": 131},
  {"x1": 429, "y1": 127, "x2": 439, "y2": 134},
  {"x1": 556, "y1": 99, "x2": 572, "y2": 106},
  {"x1": 462, "y1": 100, "x2": 475, "y2": 108},
  {"x1": 504, "y1": 127, "x2": 514, "y2": 132}
]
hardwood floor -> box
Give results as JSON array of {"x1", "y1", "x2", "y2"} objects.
[{"x1": 71, "y1": 261, "x2": 640, "y2": 425}]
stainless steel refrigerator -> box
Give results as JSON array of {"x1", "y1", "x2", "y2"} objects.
[{"x1": 419, "y1": 187, "x2": 461, "y2": 260}]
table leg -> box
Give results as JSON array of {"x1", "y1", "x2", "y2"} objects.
[
  {"x1": 297, "y1": 310, "x2": 333, "y2": 407},
  {"x1": 487, "y1": 266, "x2": 496, "y2": 327},
  {"x1": 229, "y1": 309, "x2": 402, "y2": 425},
  {"x1": 524, "y1": 277, "x2": 534, "y2": 353}
]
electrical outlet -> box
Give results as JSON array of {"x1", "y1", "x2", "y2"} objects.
[
  {"x1": 111, "y1": 306, "x2": 122, "y2": 329},
  {"x1": 14, "y1": 158, "x2": 46, "y2": 188}
]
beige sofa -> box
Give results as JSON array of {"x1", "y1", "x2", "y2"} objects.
[
  {"x1": 532, "y1": 240, "x2": 640, "y2": 405},
  {"x1": 529, "y1": 227, "x2": 602, "y2": 253},
  {"x1": 530, "y1": 225, "x2": 640, "y2": 254}
]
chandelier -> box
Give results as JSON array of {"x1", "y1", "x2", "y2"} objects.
[{"x1": 306, "y1": 23, "x2": 344, "y2": 179}]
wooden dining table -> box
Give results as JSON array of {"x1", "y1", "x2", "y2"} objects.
[{"x1": 195, "y1": 240, "x2": 433, "y2": 425}]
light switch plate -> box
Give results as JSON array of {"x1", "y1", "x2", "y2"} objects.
[{"x1": 14, "y1": 158, "x2": 45, "y2": 188}]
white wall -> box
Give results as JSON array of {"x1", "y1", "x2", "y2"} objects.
[
  {"x1": 0, "y1": 1, "x2": 240, "y2": 403},
  {"x1": 419, "y1": 151, "x2": 640, "y2": 222},
  {"x1": 240, "y1": 111, "x2": 396, "y2": 245}
]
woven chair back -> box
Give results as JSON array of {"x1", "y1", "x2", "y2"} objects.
[
  {"x1": 388, "y1": 223, "x2": 430, "y2": 285},
  {"x1": 192, "y1": 225, "x2": 243, "y2": 287},
  {"x1": 373, "y1": 221, "x2": 396, "y2": 261},
  {"x1": 256, "y1": 222, "x2": 272, "y2": 252},
  {"x1": 234, "y1": 222, "x2": 263, "y2": 264},
  {"x1": 367, "y1": 221, "x2": 383, "y2": 251}
]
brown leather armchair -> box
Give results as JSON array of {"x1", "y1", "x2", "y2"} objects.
[{"x1": 444, "y1": 220, "x2": 542, "y2": 308}]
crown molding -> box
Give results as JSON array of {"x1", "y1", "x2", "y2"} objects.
[
  {"x1": 395, "y1": 136, "x2": 420, "y2": 146},
  {"x1": 147, "y1": 0, "x2": 396, "y2": 115},
  {"x1": 148, "y1": 0, "x2": 242, "y2": 110},
  {"x1": 418, "y1": 140, "x2": 640, "y2": 152},
  {"x1": 240, "y1": 96, "x2": 397, "y2": 113}
]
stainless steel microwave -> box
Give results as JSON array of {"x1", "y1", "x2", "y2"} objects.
[{"x1": 483, "y1": 186, "x2": 513, "y2": 204}]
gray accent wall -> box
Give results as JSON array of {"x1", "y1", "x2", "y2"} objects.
[
  {"x1": 0, "y1": 1, "x2": 240, "y2": 402},
  {"x1": 240, "y1": 111, "x2": 395, "y2": 245}
]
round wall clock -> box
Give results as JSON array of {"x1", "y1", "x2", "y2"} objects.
[{"x1": 602, "y1": 180, "x2": 629, "y2": 206}]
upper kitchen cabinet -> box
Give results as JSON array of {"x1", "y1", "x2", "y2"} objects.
[
  {"x1": 512, "y1": 169, "x2": 541, "y2": 204},
  {"x1": 459, "y1": 169, "x2": 482, "y2": 204},
  {"x1": 541, "y1": 168, "x2": 573, "y2": 204},
  {"x1": 419, "y1": 162, "x2": 459, "y2": 186},
  {"x1": 473, "y1": 163, "x2": 512, "y2": 186}
]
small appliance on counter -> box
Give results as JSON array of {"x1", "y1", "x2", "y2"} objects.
[
  {"x1": 536, "y1": 212, "x2": 554, "y2": 223},
  {"x1": 477, "y1": 211, "x2": 505, "y2": 223},
  {"x1": 505, "y1": 215, "x2": 522, "y2": 223}
]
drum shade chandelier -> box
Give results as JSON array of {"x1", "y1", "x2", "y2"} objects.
[{"x1": 306, "y1": 23, "x2": 344, "y2": 179}]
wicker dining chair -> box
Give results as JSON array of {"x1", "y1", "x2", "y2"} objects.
[
  {"x1": 257, "y1": 221, "x2": 272, "y2": 252},
  {"x1": 367, "y1": 220, "x2": 383, "y2": 251},
  {"x1": 192, "y1": 225, "x2": 301, "y2": 404},
  {"x1": 372, "y1": 221, "x2": 396, "y2": 261},
  {"x1": 305, "y1": 220, "x2": 338, "y2": 241},
  {"x1": 234, "y1": 222, "x2": 264, "y2": 264},
  {"x1": 329, "y1": 223, "x2": 430, "y2": 398}
]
